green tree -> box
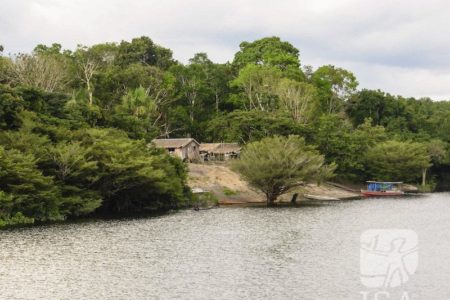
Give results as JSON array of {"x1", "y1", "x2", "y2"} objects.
[
  {"x1": 311, "y1": 65, "x2": 358, "y2": 114},
  {"x1": 74, "y1": 128, "x2": 188, "y2": 213},
  {"x1": 423, "y1": 139, "x2": 449, "y2": 186},
  {"x1": 232, "y1": 135, "x2": 334, "y2": 205},
  {"x1": 348, "y1": 118, "x2": 387, "y2": 180},
  {"x1": 45, "y1": 141, "x2": 102, "y2": 216},
  {"x1": 116, "y1": 36, "x2": 174, "y2": 69},
  {"x1": 231, "y1": 64, "x2": 281, "y2": 111},
  {"x1": 365, "y1": 140, "x2": 431, "y2": 183},
  {"x1": 169, "y1": 58, "x2": 221, "y2": 138},
  {"x1": 312, "y1": 115, "x2": 387, "y2": 180},
  {"x1": 0, "y1": 84, "x2": 24, "y2": 130},
  {"x1": 346, "y1": 90, "x2": 414, "y2": 134},
  {"x1": 113, "y1": 87, "x2": 159, "y2": 140},
  {"x1": 232, "y1": 36, "x2": 303, "y2": 80},
  {"x1": 206, "y1": 110, "x2": 309, "y2": 144},
  {"x1": 0, "y1": 145, "x2": 62, "y2": 223},
  {"x1": 64, "y1": 93, "x2": 103, "y2": 128},
  {"x1": 189, "y1": 53, "x2": 233, "y2": 114}
]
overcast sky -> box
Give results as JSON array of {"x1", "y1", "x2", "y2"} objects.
[{"x1": 1, "y1": 0, "x2": 450, "y2": 100}]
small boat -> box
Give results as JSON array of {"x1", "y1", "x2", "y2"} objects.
[
  {"x1": 361, "y1": 181, "x2": 405, "y2": 197},
  {"x1": 303, "y1": 194, "x2": 340, "y2": 201}
]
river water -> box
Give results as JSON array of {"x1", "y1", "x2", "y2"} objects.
[{"x1": 1, "y1": 193, "x2": 449, "y2": 300}]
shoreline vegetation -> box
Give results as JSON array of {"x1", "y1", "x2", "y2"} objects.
[
  {"x1": 0, "y1": 36, "x2": 449, "y2": 228},
  {"x1": 188, "y1": 162, "x2": 421, "y2": 206}
]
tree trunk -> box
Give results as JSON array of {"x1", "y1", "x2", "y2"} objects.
[
  {"x1": 422, "y1": 168, "x2": 427, "y2": 186},
  {"x1": 266, "y1": 193, "x2": 277, "y2": 206},
  {"x1": 215, "y1": 92, "x2": 219, "y2": 113}
]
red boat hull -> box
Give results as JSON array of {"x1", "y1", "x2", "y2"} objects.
[{"x1": 361, "y1": 190, "x2": 405, "y2": 197}]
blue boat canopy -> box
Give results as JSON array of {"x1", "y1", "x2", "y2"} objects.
[
  {"x1": 366, "y1": 181, "x2": 402, "y2": 192},
  {"x1": 366, "y1": 181, "x2": 403, "y2": 184}
]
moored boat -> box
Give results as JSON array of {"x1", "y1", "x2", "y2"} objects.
[{"x1": 361, "y1": 181, "x2": 404, "y2": 197}]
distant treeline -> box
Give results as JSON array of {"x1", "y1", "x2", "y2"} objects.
[{"x1": 0, "y1": 36, "x2": 449, "y2": 226}]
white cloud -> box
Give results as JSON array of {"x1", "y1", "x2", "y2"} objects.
[{"x1": 1, "y1": 0, "x2": 450, "y2": 99}]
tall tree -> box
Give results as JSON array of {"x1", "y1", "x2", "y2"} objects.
[
  {"x1": 276, "y1": 79, "x2": 318, "y2": 123},
  {"x1": 312, "y1": 65, "x2": 358, "y2": 114},
  {"x1": 189, "y1": 53, "x2": 232, "y2": 113},
  {"x1": 116, "y1": 36, "x2": 174, "y2": 69},
  {"x1": 232, "y1": 36, "x2": 304, "y2": 80},
  {"x1": 73, "y1": 43, "x2": 120, "y2": 106},
  {"x1": 231, "y1": 64, "x2": 281, "y2": 111}
]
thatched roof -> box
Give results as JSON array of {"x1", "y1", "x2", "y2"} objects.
[
  {"x1": 152, "y1": 138, "x2": 199, "y2": 149},
  {"x1": 200, "y1": 143, "x2": 241, "y2": 154}
]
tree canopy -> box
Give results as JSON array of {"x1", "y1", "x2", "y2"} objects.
[
  {"x1": 365, "y1": 141, "x2": 431, "y2": 182},
  {"x1": 0, "y1": 35, "x2": 449, "y2": 225},
  {"x1": 232, "y1": 135, "x2": 335, "y2": 204}
]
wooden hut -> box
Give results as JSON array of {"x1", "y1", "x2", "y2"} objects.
[
  {"x1": 152, "y1": 138, "x2": 200, "y2": 161},
  {"x1": 200, "y1": 143, "x2": 241, "y2": 161}
]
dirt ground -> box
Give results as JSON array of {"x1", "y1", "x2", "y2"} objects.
[{"x1": 187, "y1": 163, "x2": 361, "y2": 205}]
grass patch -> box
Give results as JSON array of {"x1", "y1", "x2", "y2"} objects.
[
  {"x1": 191, "y1": 192, "x2": 219, "y2": 208},
  {"x1": 223, "y1": 187, "x2": 238, "y2": 196}
]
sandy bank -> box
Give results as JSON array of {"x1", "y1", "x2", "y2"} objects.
[{"x1": 187, "y1": 163, "x2": 361, "y2": 205}]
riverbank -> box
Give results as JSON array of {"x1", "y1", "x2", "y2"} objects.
[{"x1": 187, "y1": 163, "x2": 362, "y2": 205}]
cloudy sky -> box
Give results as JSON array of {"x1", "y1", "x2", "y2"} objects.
[{"x1": 1, "y1": 0, "x2": 450, "y2": 100}]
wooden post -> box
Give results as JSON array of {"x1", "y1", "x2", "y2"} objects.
[{"x1": 291, "y1": 193, "x2": 299, "y2": 204}]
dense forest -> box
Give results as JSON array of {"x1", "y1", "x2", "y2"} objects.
[{"x1": 0, "y1": 36, "x2": 449, "y2": 226}]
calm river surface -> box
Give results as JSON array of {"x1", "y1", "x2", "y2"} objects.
[{"x1": 1, "y1": 193, "x2": 449, "y2": 299}]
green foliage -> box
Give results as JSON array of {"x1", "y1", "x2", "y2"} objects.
[
  {"x1": 346, "y1": 89, "x2": 414, "y2": 133},
  {"x1": 232, "y1": 36, "x2": 304, "y2": 80},
  {"x1": 0, "y1": 85, "x2": 24, "y2": 129},
  {"x1": 1, "y1": 35, "x2": 450, "y2": 226},
  {"x1": 312, "y1": 115, "x2": 388, "y2": 180},
  {"x1": 365, "y1": 140, "x2": 431, "y2": 182},
  {"x1": 191, "y1": 192, "x2": 219, "y2": 208},
  {"x1": 0, "y1": 120, "x2": 190, "y2": 227},
  {"x1": 207, "y1": 110, "x2": 309, "y2": 143},
  {"x1": 112, "y1": 87, "x2": 159, "y2": 140},
  {"x1": 73, "y1": 128, "x2": 188, "y2": 213},
  {"x1": 231, "y1": 64, "x2": 282, "y2": 111},
  {"x1": 232, "y1": 135, "x2": 335, "y2": 204},
  {"x1": 64, "y1": 96, "x2": 103, "y2": 127},
  {"x1": 0, "y1": 145, "x2": 63, "y2": 223},
  {"x1": 222, "y1": 187, "x2": 238, "y2": 196},
  {"x1": 417, "y1": 183, "x2": 436, "y2": 193},
  {"x1": 17, "y1": 86, "x2": 70, "y2": 118},
  {"x1": 45, "y1": 141, "x2": 102, "y2": 216},
  {"x1": 311, "y1": 65, "x2": 358, "y2": 114},
  {"x1": 116, "y1": 36, "x2": 174, "y2": 69}
]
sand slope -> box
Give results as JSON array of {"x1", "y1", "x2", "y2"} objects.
[{"x1": 187, "y1": 163, "x2": 360, "y2": 204}]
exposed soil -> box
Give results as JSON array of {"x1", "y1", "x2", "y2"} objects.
[{"x1": 187, "y1": 163, "x2": 361, "y2": 205}]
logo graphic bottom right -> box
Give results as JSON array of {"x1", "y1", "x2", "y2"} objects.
[{"x1": 360, "y1": 229, "x2": 418, "y2": 289}]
